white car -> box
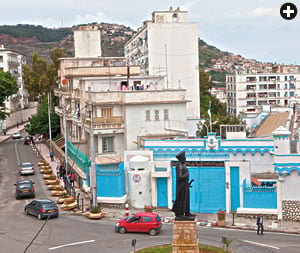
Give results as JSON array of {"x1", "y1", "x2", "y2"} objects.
[
  {"x1": 12, "y1": 132, "x2": 22, "y2": 139},
  {"x1": 19, "y1": 162, "x2": 34, "y2": 175}
]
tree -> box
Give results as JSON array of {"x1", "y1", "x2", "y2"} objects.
[
  {"x1": 23, "y1": 48, "x2": 66, "y2": 102},
  {"x1": 0, "y1": 71, "x2": 18, "y2": 120},
  {"x1": 198, "y1": 69, "x2": 241, "y2": 137},
  {"x1": 25, "y1": 96, "x2": 60, "y2": 137}
]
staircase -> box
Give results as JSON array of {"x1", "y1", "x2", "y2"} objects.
[{"x1": 55, "y1": 136, "x2": 65, "y2": 148}]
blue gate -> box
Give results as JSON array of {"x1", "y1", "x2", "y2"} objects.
[
  {"x1": 172, "y1": 166, "x2": 226, "y2": 213},
  {"x1": 230, "y1": 167, "x2": 240, "y2": 211},
  {"x1": 157, "y1": 177, "x2": 168, "y2": 207}
]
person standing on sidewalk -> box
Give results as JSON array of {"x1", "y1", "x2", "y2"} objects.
[
  {"x1": 256, "y1": 215, "x2": 264, "y2": 235},
  {"x1": 50, "y1": 151, "x2": 54, "y2": 161},
  {"x1": 56, "y1": 164, "x2": 60, "y2": 179}
]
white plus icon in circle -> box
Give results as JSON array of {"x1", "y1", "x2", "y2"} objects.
[{"x1": 283, "y1": 5, "x2": 295, "y2": 18}]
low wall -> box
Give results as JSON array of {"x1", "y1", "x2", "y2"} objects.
[
  {"x1": 2, "y1": 106, "x2": 37, "y2": 129},
  {"x1": 282, "y1": 200, "x2": 300, "y2": 221}
]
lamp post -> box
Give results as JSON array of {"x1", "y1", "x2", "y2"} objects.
[
  {"x1": 64, "y1": 108, "x2": 68, "y2": 174},
  {"x1": 88, "y1": 86, "x2": 97, "y2": 208},
  {"x1": 48, "y1": 93, "x2": 52, "y2": 151}
]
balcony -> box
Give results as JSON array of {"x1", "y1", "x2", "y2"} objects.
[
  {"x1": 64, "y1": 66, "x2": 140, "y2": 78},
  {"x1": 84, "y1": 90, "x2": 186, "y2": 105},
  {"x1": 54, "y1": 88, "x2": 72, "y2": 99},
  {"x1": 54, "y1": 106, "x2": 72, "y2": 120},
  {"x1": 85, "y1": 116, "x2": 124, "y2": 131}
]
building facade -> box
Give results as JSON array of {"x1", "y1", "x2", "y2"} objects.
[
  {"x1": 226, "y1": 72, "x2": 300, "y2": 116},
  {"x1": 54, "y1": 26, "x2": 189, "y2": 204},
  {"x1": 124, "y1": 7, "x2": 200, "y2": 136},
  {"x1": 0, "y1": 45, "x2": 28, "y2": 112}
]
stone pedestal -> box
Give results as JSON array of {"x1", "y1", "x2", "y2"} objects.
[{"x1": 172, "y1": 218, "x2": 199, "y2": 253}]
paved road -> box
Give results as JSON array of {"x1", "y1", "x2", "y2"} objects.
[{"x1": 1, "y1": 136, "x2": 300, "y2": 253}]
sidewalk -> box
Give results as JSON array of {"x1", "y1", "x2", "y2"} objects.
[{"x1": 32, "y1": 141, "x2": 300, "y2": 234}]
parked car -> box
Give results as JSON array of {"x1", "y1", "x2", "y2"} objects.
[
  {"x1": 24, "y1": 135, "x2": 33, "y2": 144},
  {"x1": 19, "y1": 162, "x2": 34, "y2": 175},
  {"x1": 14, "y1": 180, "x2": 35, "y2": 199},
  {"x1": 24, "y1": 199, "x2": 59, "y2": 220},
  {"x1": 12, "y1": 132, "x2": 22, "y2": 139},
  {"x1": 115, "y1": 212, "x2": 162, "y2": 236}
]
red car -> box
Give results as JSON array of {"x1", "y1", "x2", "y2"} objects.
[{"x1": 115, "y1": 212, "x2": 162, "y2": 236}]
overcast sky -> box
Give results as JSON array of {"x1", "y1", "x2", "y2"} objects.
[{"x1": 0, "y1": 0, "x2": 299, "y2": 64}]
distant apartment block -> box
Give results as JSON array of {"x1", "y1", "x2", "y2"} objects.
[
  {"x1": 226, "y1": 72, "x2": 300, "y2": 116},
  {"x1": 0, "y1": 45, "x2": 28, "y2": 112},
  {"x1": 124, "y1": 7, "x2": 200, "y2": 136}
]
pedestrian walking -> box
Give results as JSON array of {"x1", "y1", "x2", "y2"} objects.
[
  {"x1": 56, "y1": 165, "x2": 60, "y2": 179},
  {"x1": 70, "y1": 172, "x2": 75, "y2": 188},
  {"x1": 256, "y1": 215, "x2": 264, "y2": 235},
  {"x1": 50, "y1": 151, "x2": 54, "y2": 161}
]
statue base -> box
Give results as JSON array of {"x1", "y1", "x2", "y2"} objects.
[
  {"x1": 172, "y1": 217, "x2": 199, "y2": 253},
  {"x1": 175, "y1": 214, "x2": 196, "y2": 221}
]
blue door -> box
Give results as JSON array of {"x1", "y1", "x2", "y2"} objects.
[
  {"x1": 230, "y1": 167, "x2": 240, "y2": 211},
  {"x1": 198, "y1": 167, "x2": 226, "y2": 213},
  {"x1": 172, "y1": 166, "x2": 226, "y2": 213},
  {"x1": 157, "y1": 178, "x2": 168, "y2": 207}
]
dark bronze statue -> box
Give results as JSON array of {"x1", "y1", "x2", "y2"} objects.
[{"x1": 172, "y1": 151, "x2": 195, "y2": 220}]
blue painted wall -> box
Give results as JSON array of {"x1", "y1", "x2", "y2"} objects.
[
  {"x1": 243, "y1": 182, "x2": 277, "y2": 209},
  {"x1": 172, "y1": 166, "x2": 226, "y2": 213},
  {"x1": 157, "y1": 178, "x2": 168, "y2": 207},
  {"x1": 230, "y1": 167, "x2": 240, "y2": 211},
  {"x1": 96, "y1": 163, "x2": 125, "y2": 197}
]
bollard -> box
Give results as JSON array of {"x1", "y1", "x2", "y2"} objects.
[
  {"x1": 125, "y1": 203, "x2": 129, "y2": 217},
  {"x1": 81, "y1": 198, "x2": 84, "y2": 213}
]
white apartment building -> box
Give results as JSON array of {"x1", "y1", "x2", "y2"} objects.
[
  {"x1": 0, "y1": 45, "x2": 28, "y2": 112},
  {"x1": 55, "y1": 27, "x2": 188, "y2": 171},
  {"x1": 226, "y1": 72, "x2": 300, "y2": 116},
  {"x1": 124, "y1": 7, "x2": 200, "y2": 136}
]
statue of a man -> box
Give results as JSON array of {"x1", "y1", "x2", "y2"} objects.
[{"x1": 172, "y1": 151, "x2": 194, "y2": 220}]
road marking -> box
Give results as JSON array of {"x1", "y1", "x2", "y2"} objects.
[
  {"x1": 243, "y1": 240, "x2": 279, "y2": 250},
  {"x1": 14, "y1": 141, "x2": 20, "y2": 165},
  {"x1": 48, "y1": 240, "x2": 95, "y2": 250}
]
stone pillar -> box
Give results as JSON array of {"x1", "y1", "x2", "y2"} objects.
[{"x1": 172, "y1": 218, "x2": 199, "y2": 253}]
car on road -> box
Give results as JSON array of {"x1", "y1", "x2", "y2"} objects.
[
  {"x1": 19, "y1": 162, "x2": 34, "y2": 175},
  {"x1": 12, "y1": 132, "x2": 22, "y2": 139},
  {"x1": 14, "y1": 180, "x2": 35, "y2": 199},
  {"x1": 24, "y1": 199, "x2": 59, "y2": 220},
  {"x1": 115, "y1": 212, "x2": 162, "y2": 236},
  {"x1": 24, "y1": 135, "x2": 33, "y2": 144}
]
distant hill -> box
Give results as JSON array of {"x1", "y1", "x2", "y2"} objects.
[{"x1": 0, "y1": 23, "x2": 230, "y2": 85}]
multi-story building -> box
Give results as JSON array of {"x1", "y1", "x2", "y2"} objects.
[
  {"x1": 226, "y1": 72, "x2": 300, "y2": 116},
  {"x1": 124, "y1": 7, "x2": 200, "y2": 136},
  {"x1": 0, "y1": 45, "x2": 28, "y2": 112},
  {"x1": 54, "y1": 26, "x2": 188, "y2": 204}
]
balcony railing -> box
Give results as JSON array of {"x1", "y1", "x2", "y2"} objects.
[{"x1": 85, "y1": 116, "x2": 124, "y2": 130}]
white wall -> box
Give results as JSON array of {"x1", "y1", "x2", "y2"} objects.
[
  {"x1": 281, "y1": 171, "x2": 300, "y2": 200},
  {"x1": 74, "y1": 30, "x2": 101, "y2": 58},
  {"x1": 125, "y1": 103, "x2": 187, "y2": 150},
  {"x1": 148, "y1": 23, "x2": 200, "y2": 122},
  {"x1": 231, "y1": 152, "x2": 274, "y2": 173}
]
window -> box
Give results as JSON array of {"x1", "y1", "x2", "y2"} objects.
[
  {"x1": 163, "y1": 109, "x2": 169, "y2": 120},
  {"x1": 145, "y1": 110, "x2": 150, "y2": 121},
  {"x1": 102, "y1": 108, "x2": 112, "y2": 118},
  {"x1": 102, "y1": 137, "x2": 114, "y2": 153},
  {"x1": 0, "y1": 56, "x2": 3, "y2": 62},
  {"x1": 154, "y1": 110, "x2": 159, "y2": 121},
  {"x1": 142, "y1": 216, "x2": 152, "y2": 222}
]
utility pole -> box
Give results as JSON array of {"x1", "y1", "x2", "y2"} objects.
[
  {"x1": 165, "y1": 44, "x2": 168, "y2": 89},
  {"x1": 88, "y1": 86, "x2": 97, "y2": 208},
  {"x1": 64, "y1": 108, "x2": 68, "y2": 174},
  {"x1": 48, "y1": 93, "x2": 52, "y2": 151}
]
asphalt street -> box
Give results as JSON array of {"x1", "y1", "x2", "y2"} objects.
[{"x1": 1, "y1": 135, "x2": 300, "y2": 253}]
